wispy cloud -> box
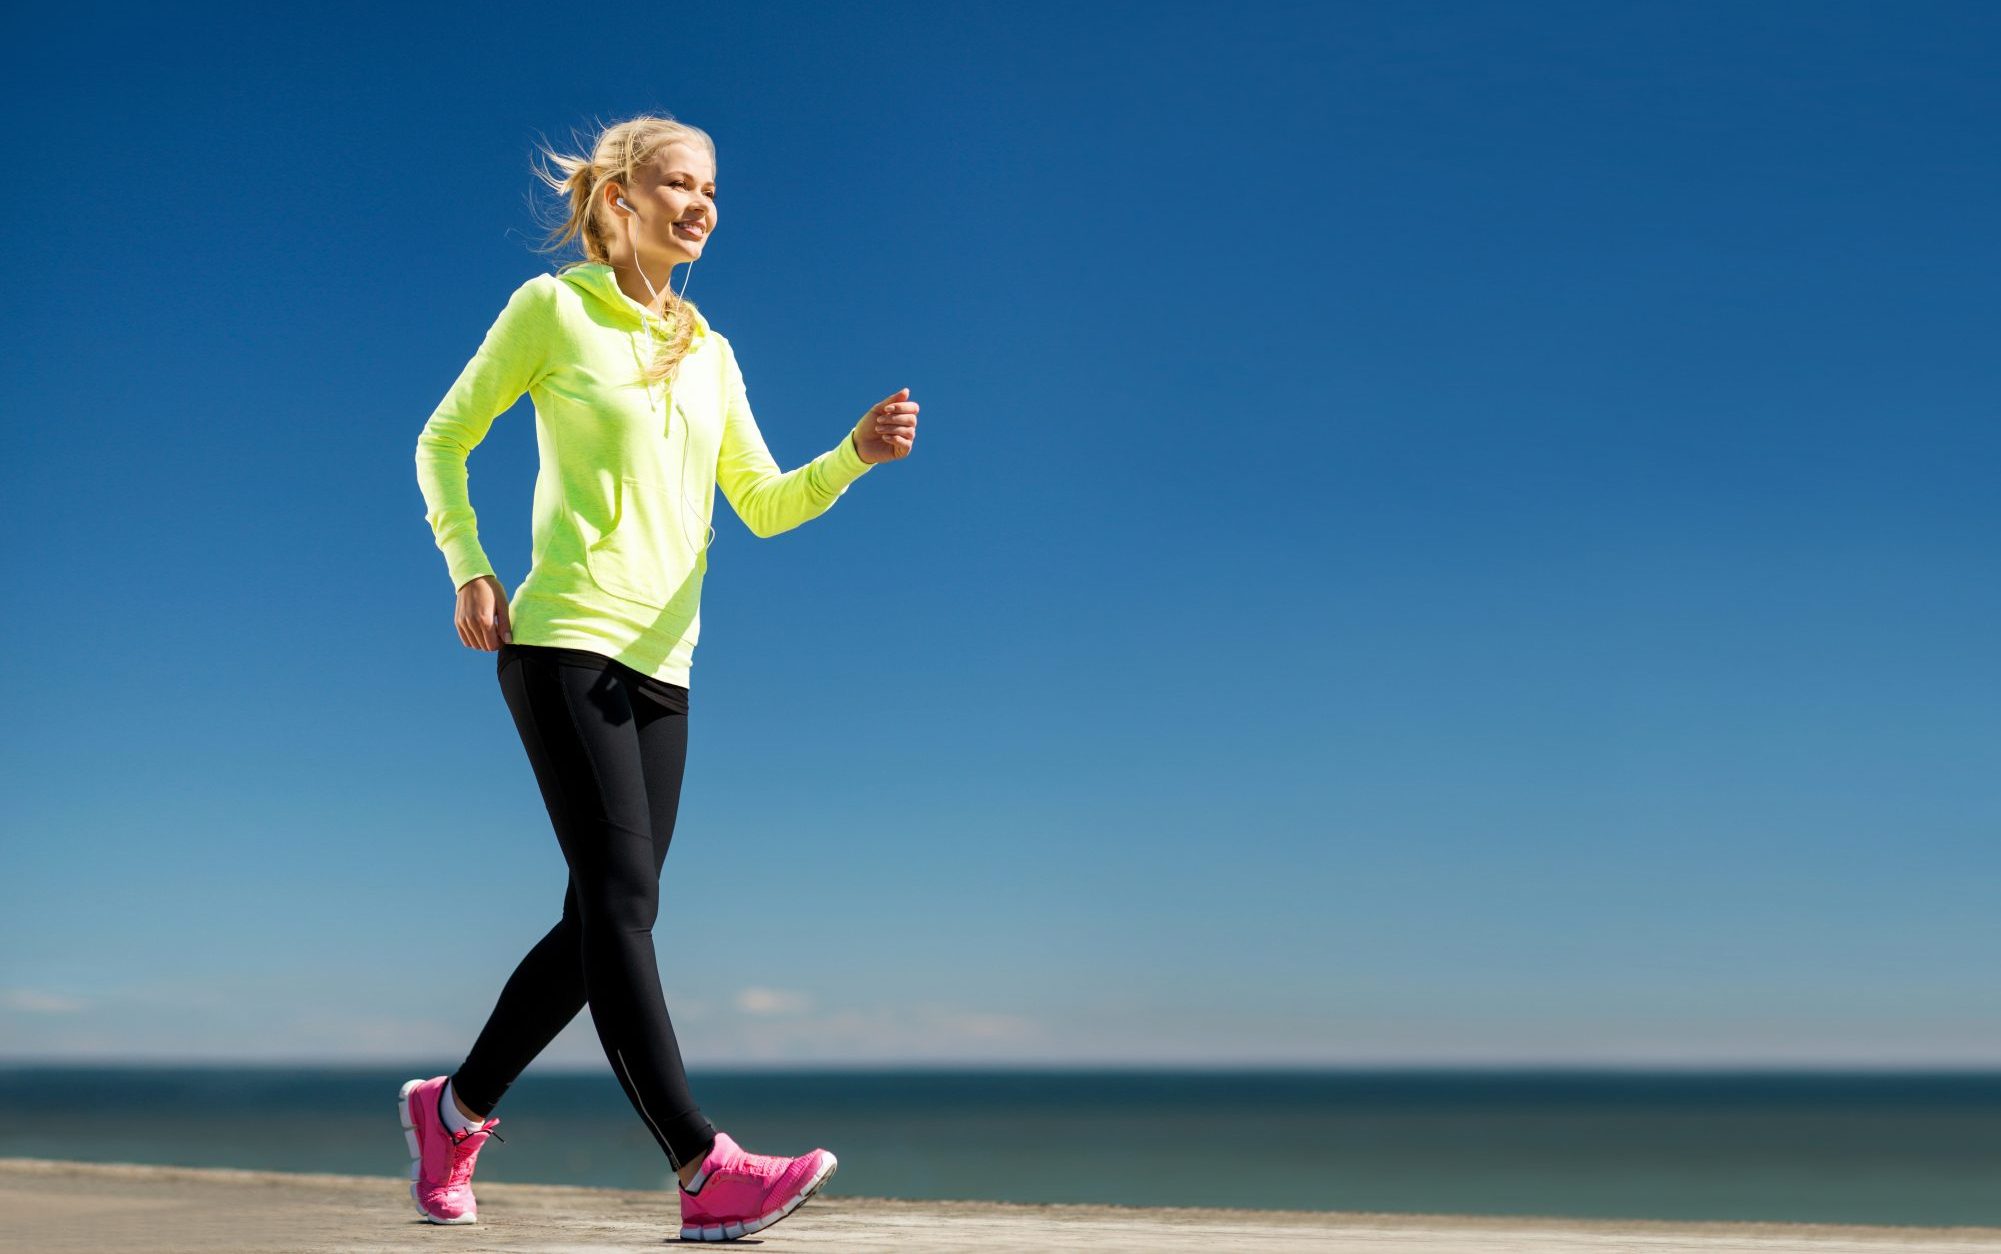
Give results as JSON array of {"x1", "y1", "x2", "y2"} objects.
[
  {"x1": 735, "y1": 986, "x2": 812, "y2": 1016},
  {"x1": 1, "y1": 988, "x2": 88, "y2": 1014}
]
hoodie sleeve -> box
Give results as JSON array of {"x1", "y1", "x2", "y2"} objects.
[
  {"x1": 714, "y1": 335, "x2": 874, "y2": 540},
  {"x1": 413, "y1": 276, "x2": 554, "y2": 590}
]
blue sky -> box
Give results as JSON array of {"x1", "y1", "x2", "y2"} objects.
[{"x1": 2, "y1": 1, "x2": 1996, "y2": 1068}]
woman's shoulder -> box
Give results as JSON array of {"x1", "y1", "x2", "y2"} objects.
[
  {"x1": 488, "y1": 270, "x2": 564, "y2": 320},
  {"x1": 516, "y1": 270, "x2": 567, "y2": 300},
  {"x1": 506, "y1": 270, "x2": 586, "y2": 337}
]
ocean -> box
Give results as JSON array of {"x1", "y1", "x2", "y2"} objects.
[{"x1": 1, "y1": 1066, "x2": 1995, "y2": 1226}]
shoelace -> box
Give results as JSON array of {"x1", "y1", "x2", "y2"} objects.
[
  {"x1": 725, "y1": 1147, "x2": 792, "y2": 1178},
  {"x1": 443, "y1": 1121, "x2": 504, "y2": 1186}
]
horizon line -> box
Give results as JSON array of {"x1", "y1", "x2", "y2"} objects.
[{"x1": 3, "y1": 1056, "x2": 1997, "y2": 1074}]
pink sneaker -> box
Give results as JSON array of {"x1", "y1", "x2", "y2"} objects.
[
  {"x1": 397, "y1": 1075, "x2": 505, "y2": 1224},
  {"x1": 678, "y1": 1130, "x2": 839, "y2": 1242}
]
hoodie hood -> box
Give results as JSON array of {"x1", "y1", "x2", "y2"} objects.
[{"x1": 557, "y1": 261, "x2": 710, "y2": 341}]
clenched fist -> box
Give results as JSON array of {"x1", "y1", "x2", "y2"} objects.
[{"x1": 850, "y1": 388, "x2": 919, "y2": 464}]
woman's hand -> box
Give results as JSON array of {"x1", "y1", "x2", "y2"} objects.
[
  {"x1": 456, "y1": 574, "x2": 513, "y2": 651},
  {"x1": 851, "y1": 388, "x2": 919, "y2": 464}
]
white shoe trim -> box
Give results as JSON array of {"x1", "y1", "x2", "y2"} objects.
[
  {"x1": 398, "y1": 1078, "x2": 478, "y2": 1224},
  {"x1": 679, "y1": 1153, "x2": 838, "y2": 1241}
]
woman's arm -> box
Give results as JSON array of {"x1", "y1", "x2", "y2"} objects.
[
  {"x1": 715, "y1": 337, "x2": 876, "y2": 539},
  {"x1": 413, "y1": 277, "x2": 554, "y2": 589}
]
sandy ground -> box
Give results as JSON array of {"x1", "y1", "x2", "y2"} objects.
[{"x1": 3, "y1": 1158, "x2": 1999, "y2": 1252}]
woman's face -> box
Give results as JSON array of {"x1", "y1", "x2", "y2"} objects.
[{"x1": 611, "y1": 140, "x2": 718, "y2": 267}]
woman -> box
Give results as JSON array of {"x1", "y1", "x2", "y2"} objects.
[{"x1": 403, "y1": 113, "x2": 918, "y2": 1242}]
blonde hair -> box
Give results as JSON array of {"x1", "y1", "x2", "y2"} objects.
[{"x1": 529, "y1": 113, "x2": 717, "y2": 388}]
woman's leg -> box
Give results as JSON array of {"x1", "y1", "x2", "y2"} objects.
[
  {"x1": 449, "y1": 649, "x2": 714, "y2": 1168},
  {"x1": 445, "y1": 877, "x2": 586, "y2": 1119},
  {"x1": 625, "y1": 680, "x2": 714, "y2": 1169}
]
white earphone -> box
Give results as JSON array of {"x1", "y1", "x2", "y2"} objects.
[
  {"x1": 614, "y1": 195, "x2": 699, "y2": 307},
  {"x1": 615, "y1": 192, "x2": 714, "y2": 558}
]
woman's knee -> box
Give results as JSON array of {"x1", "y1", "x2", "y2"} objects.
[{"x1": 574, "y1": 861, "x2": 661, "y2": 932}]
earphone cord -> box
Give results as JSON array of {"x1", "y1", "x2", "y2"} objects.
[
  {"x1": 625, "y1": 203, "x2": 697, "y2": 309},
  {"x1": 624, "y1": 208, "x2": 714, "y2": 558},
  {"x1": 627, "y1": 331, "x2": 717, "y2": 559}
]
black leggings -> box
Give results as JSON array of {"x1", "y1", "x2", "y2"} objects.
[{"x1": 448, "y1": 642, "x2": 717, "y2": 1171}]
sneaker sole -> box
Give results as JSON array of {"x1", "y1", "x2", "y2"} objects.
[
  {"x1": 679, "y1": 1152, "x2": 839, "y2": 1242},
  {"x1": 398, "y1": 1078, "x2": 477, "y2": 1225}
]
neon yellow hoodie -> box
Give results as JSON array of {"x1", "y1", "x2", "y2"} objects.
[{"x1": 414, "y1": 261, "x2": 874, "y2": 687}]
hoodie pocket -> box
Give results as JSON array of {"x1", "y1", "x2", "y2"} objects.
[{"x1": 583, "y1": 476, "x2": 691, "y2": 608}]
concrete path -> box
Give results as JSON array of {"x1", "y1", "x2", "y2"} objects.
[{"x1": 4, "y1": 1158, "x2": 1998, "y2": 1252}]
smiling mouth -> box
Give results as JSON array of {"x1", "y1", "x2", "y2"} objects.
[{"x1": 673, "y1": 221, "x2": 707, "y2": 240}]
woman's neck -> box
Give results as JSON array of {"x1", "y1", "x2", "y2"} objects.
[{"x1": 609, "y1": 254, "x2": 670, "y2": 311}]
